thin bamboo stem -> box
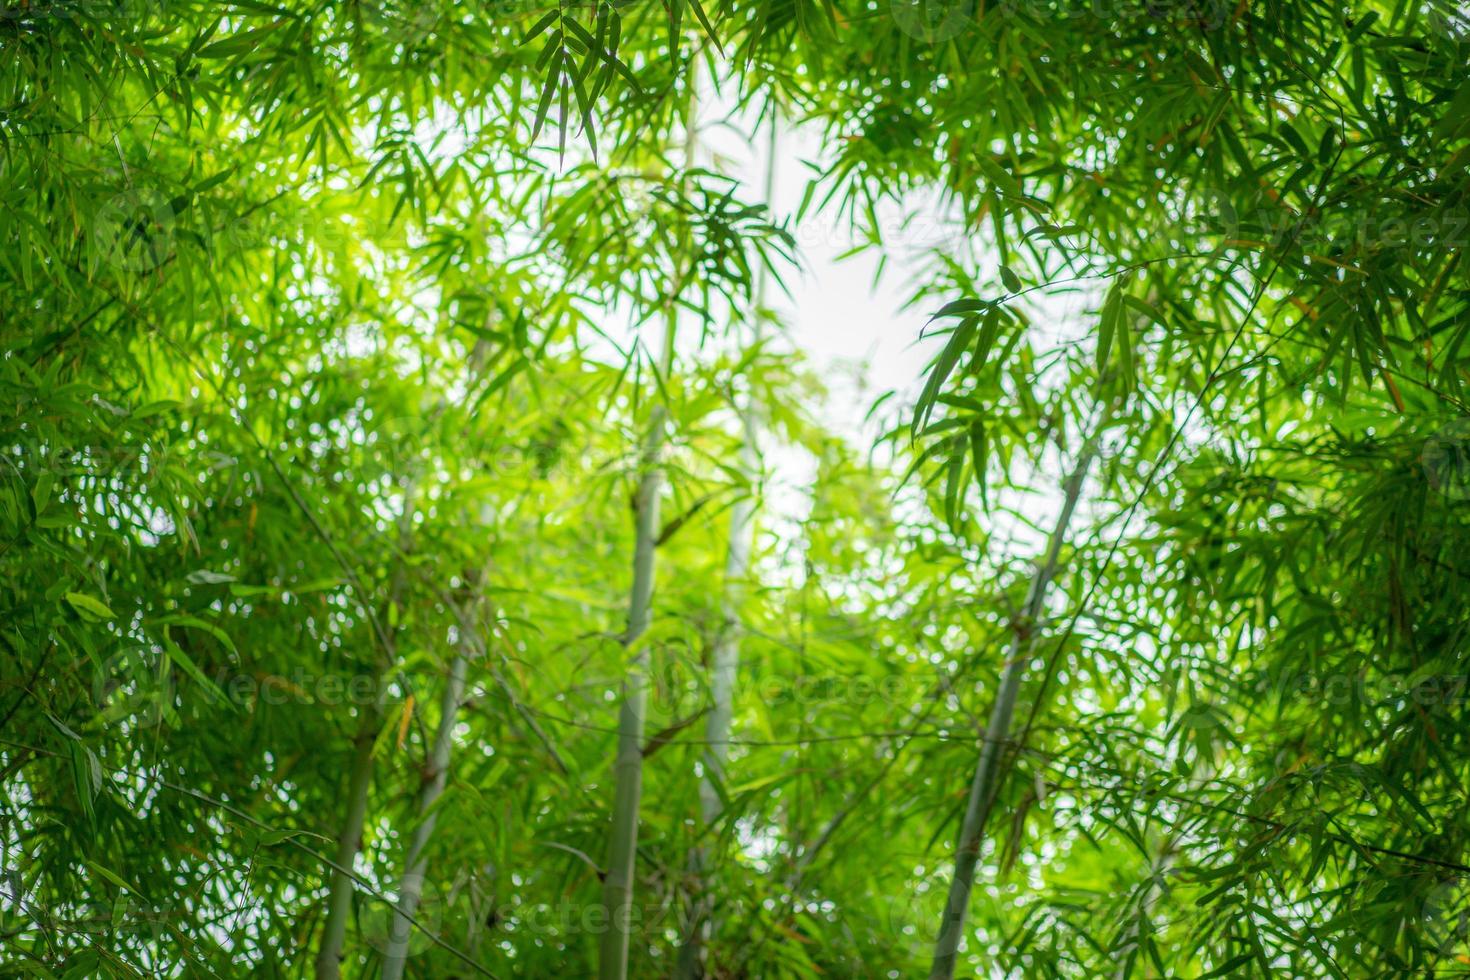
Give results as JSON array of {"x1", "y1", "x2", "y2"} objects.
[
  {"x1": 674, "y1": 108, "x2": 779, "y2": 980},
  {"x1": 597, "y1": 77, "x2": 700, "y2": 980},
  {"x1": 315, "y1": 553, "x2": 409, "y2": 980},
  {"x1": 380, "y1": 589, "x2": 478, "y2": 980},
  {"x1": 314, "y1": 701, "x2": 382, "y2": 980},
  {"x1": 597, "y1": 404, "x2": 667, "y2": 980},
  {"x1": 378, "y1": 341, "x2": 497, "y2": 979},
  {"x1": 927, "y1": 418, "x2": 1108, "y2": 980},
  {"x1": 315, "y1": 343, "x2": 487, "y2": 977}
]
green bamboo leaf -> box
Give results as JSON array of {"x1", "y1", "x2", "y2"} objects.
[
  {"x1": 162, "y1": 637, "x2": 230, "y2": 705},
  {"x1": 65, "y1": 591, "x2": 115, "y2": 622},
  {"x1": 531, "y1": 52, "x2": 563, "y2": 143},
  {"x1": 913, "y1": 316, "x2": 980, "y2": 435},
  {"x1": 1096, "y1": 278, "x2": 1125, "y2": 375},
  {"x1": 684, "y1": 0, "x2": 723, "y2": 48},
  {"x1": 520, "y1": 9, "x2": 559, "y2": 45}
]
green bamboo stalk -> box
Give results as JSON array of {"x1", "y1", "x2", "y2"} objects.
[
  {"x1": 699, "y1": 415, "x2": 758, "y2": 816},
  {"x1": 927, "y1": 423, "x2": 1106, "y2": 980},
  {"x1": 597, "y1": 402, "x2": 667, "y2": 980},
  {"x1": 380, "y1": 581, "x2": 480, "y2": 980},
  {"x1": 597, "y1": 82, "x2": 699, "y2": 980},
  {"x1": 316, "y1": 405, "x2": 456, "y2": 978},
  {"x1": 315, "y1": 639, "x2": 400, "y2": 980},
  {"x1": 698, "y1": 112, "x2": 777, "y2": 833},
  {"x1": 314, "y1": 698, "x2": 383, "y2": 980},
  {"x1": 376, "y1": 338, "x2": 497, "y2": 980},
  {"x1": 674, "y1": 111, "x2": 779, "y2": 980}
]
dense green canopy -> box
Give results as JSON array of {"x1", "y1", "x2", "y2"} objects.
[{"x1": 2, "y1": 0, "x2": 1469, "y2": 976}]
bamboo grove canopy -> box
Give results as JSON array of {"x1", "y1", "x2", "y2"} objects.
[{"x1": 2, "y1": 0, "x2": 1470, "y2": 976}]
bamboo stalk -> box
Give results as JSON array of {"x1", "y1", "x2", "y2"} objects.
[
  {"x1": 314, "y1": 700, "x2": 383, "y2": 980},
  {"x1": 674, "y1": 110, "x2": 779, "y2": 980},
  {"x1": 315, "y1": 606, "x2": 405, "y2": 978},
  {"x1": 380, "y1": 583, "x2": 479, "y2": 980},
  {"x1": 315, "y1": 596, "x2": 409, "y2": 979},
  {"x1": 699, "y1": 111, "x2": 777, "y2": 833},
  {"x1": 699, "y1": 416, "x2": 759, "y2": 816},
  {"x1": 927, "y1": 422, "x2": 1106, "y2": 980},
  {"x1": 379, "y1": 342, "x2": 496, "y2": 979},
  {"x1": 597, "y1": 80, "x2": 700, "y2": 980},
  {"x1": 316, "y1": 397, "x2": 459, "y2": 978},
  {"x1": 597, "y1": 404, "x2": 667, "y2": 980}
]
